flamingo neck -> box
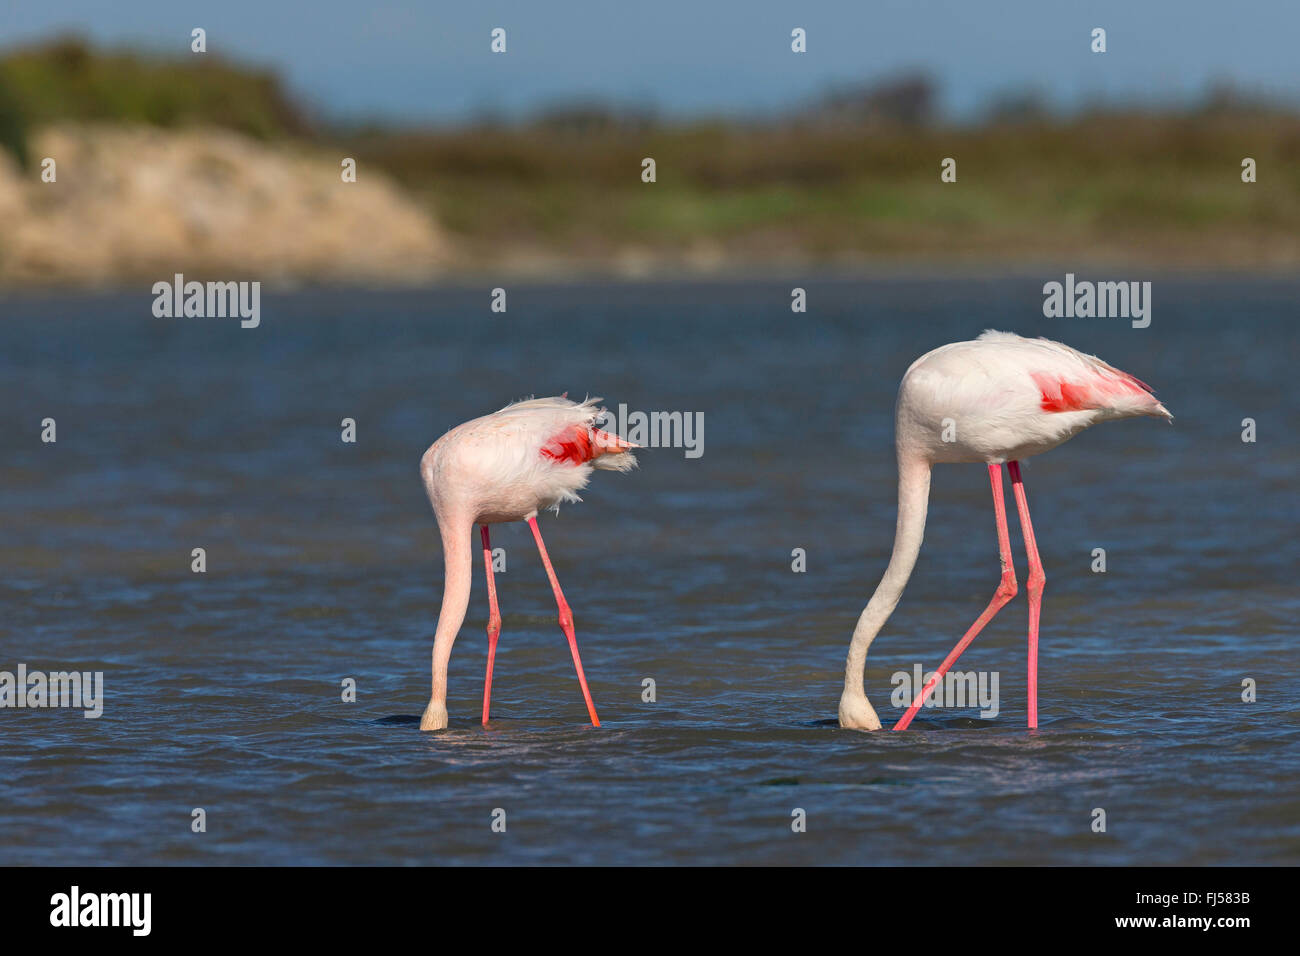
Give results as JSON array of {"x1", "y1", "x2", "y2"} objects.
[
  {"x1": 430, "y1": 515, "x2": 474, "y2": 704},
  {"x1": 840, "y1": 454, "x2": 931, "y2": 728}
]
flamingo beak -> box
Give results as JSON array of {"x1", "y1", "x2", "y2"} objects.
[{"x1": 591, "y1": 428, "x2": 639, "y2": 453}]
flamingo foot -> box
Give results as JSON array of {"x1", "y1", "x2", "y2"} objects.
[
  {"x1": 838, "y1": 692, "x2": 882, "y2": 731},
  {"x1": 420, "y1": 700, "x2": 448, "y2": 731}
]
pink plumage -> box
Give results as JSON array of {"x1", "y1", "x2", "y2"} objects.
[
  {"x1": 840, "y1": 331, "x2": 1171, "y2": 732},
  {"x1": 417, "y1": 396, "x2": 638, "y2": 731}
]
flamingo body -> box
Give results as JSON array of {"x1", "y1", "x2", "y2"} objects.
[
  {"x1": 421, "y1": 396, "x2": 636, "y2": 527},
  {"x1": 897, "y1": 331, "x2": 1170, "y2": 466},
  {"x1": 419, "y1": 396, "x2": 636, "y2": 731},
  {"x1": 840, "y1": 331, "x2": 1170, "y2": 732}
]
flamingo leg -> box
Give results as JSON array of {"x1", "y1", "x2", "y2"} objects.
[
  {"x1": 894, "y1": 463, "x2": 1018, "y2": 731},
  {"x1": 525, "y1": 516, "x2": 601, "y2": 727},
  {"x1": 480, "y1": 525, "x2": 502, "y2": 725},
  {"x1": 1007, "y1": 460, "x2": 1045, "y2": 730}
]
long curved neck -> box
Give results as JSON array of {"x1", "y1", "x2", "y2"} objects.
[
  {"x1": 430, "y1": 514, "x2": 474, "y2": 703},
  {"x1": 843, "y1": 454, "x2": 932, "y2": 701}
]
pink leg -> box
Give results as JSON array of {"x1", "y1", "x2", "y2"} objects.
[
  {"x1": 526, "y1": 516, "x2": 601, "y2": 727},
  {"x1": 480, "y1": 525, "x2": 502, "y2": 725},
  {"x1": 894, "y1": 463, "x2": 1018, "y2": 731},
  {"x1": 1007, "y1": 460, "x2": 1046, "y2": 730}
]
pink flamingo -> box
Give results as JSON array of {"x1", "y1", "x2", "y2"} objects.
[
  {"x1": 839, "y1": 331, "x2": 1171, "y2": 731},
  {"x1": 418, "y1": 396, "x2": 637, "y2": 731}
]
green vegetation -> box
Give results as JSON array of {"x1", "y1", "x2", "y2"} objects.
[
  {"x1": 346, "y1": 113, "x2": 1300, "y2": 269},
  {"x1": 0, "y1": 74, "x2": 27, "y2": 167},
  {"x1": 5, "y1": 36, "x2": 1299, "y2": 271},
  {"x1": 0, "y1": 36, "x2": 309, "y2": 146}
]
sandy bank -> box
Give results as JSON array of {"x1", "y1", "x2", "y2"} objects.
[{"x1": 0, "y1": 124, "x2": 447, "y2": 286}]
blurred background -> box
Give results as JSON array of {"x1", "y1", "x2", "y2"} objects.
[{"x1": 2, "y1": 0, "x2": 1299, "y2": 286}]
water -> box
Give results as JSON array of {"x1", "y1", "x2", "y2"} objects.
[{"x1": 1, "y1": 277, "x2": 1296, "y2": 865}]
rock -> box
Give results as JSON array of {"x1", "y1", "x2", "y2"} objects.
[{"x1": 0, "y1": 124, "x2": 447, "y2": 286}]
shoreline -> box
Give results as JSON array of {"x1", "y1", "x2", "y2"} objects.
[{"x1": 3, "y1": 260, "x2": 1298, "y2": 300}]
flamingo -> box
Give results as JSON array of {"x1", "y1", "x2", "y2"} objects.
[
  {"x1": 418, "y1": 395, "x2": 637, "y2": 731},
  {"x1": 839, "y1": 331, "x2": 1171, "y2": 731}
]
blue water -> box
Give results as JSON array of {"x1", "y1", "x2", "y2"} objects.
[{"x1": 1, "y1": 277, "x2": 1296, "y2": 864}]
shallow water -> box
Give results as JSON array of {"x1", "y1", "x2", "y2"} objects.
[{"x1": 1, "y1": 277, "x2": 1297, "y2": 865}]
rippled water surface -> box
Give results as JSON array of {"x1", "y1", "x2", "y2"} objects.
[{"x1": 1, "y1": 277, "x2": 1297, "y2": 865}]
